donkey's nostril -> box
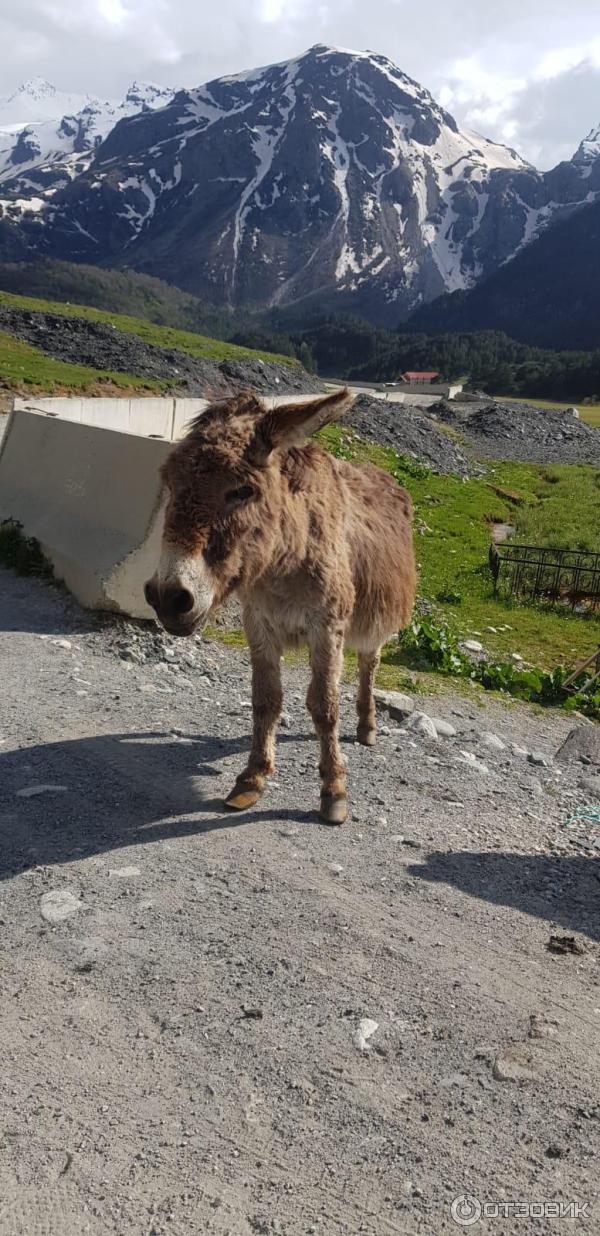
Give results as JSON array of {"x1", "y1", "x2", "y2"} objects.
[
  {"x1": 144, "y1": 580, "x2": 159, "y2": 609},
  {"x1": 170, "y1": 586, "x2": 195, "y2": 616}
]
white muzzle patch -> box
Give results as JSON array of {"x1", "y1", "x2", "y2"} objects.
[{"x1": 158, "y1": 546, "x2": 216, "y2": 616}]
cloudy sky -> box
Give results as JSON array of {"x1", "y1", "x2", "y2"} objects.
[{"x1": 2, "y1": 0, "x2": 599, "y2": 167}]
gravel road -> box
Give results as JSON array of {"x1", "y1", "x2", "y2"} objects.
[{"x1": 1, "y1": 567, "x2": 600, "y2": 1235}]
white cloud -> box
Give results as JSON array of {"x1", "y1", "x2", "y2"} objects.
[
  {"x1": 535, "y1": 40, "x2": 600, "y2": 80},
  {"x1": 1, "y1": 0, "x2": 599, "y2": 167},
  {"x1": 97, "y1": 0, "x2": 127, "y2": 25}
]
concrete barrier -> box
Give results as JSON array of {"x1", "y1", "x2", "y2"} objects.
[
  {"x1": 173, "y1": 398, "x2": 210, "y2": 440},
  {"x1": 0, "y1": 409, "x2": 169, "y2": 617},
  {"x1": 13, "y1": 396, "x2": 176, "y2": 439},
  {"x1": 12, "y1": 394, "x2": 321, "y2": 442}
]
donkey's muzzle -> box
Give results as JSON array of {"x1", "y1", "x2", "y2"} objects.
[{"x1": 143, "y1": 579, "x2": 201, "y2": 637}]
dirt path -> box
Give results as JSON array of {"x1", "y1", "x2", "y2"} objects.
[{"x1": 0, "y1": 568, "x2": 599, "y2": 1235}]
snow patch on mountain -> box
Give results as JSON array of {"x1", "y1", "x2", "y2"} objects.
[
  {"x1": 3, "y1": 47, "x2": 600, "y2": 324},
  {"x1": 0, "y1": 78, "x2": 174, "y2": 211},
  {"x1": 573, "y1": 123, "x2": 600, "y2": 170}
]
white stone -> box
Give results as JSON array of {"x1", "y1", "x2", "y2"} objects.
[
  {"x1": 40, "y1": 890, "x2": 82, "y2": 923},
  {"x1": 458, "y1": 752, "x2": 490, "y2": 775},
  {"x1": 480, "y1": 732, "x2": 506, "y2": 751},
  {"x1": 429, "y1": 718, "x2": 457, "y2": 738},
  {"x1": 108, "y1": 866, "x2": 141, "y2": 878},
  {"x1": 528, "y1": 750, "x2": 550, "y2": 767},
  {"x1": 52, "y1": 639, "x2": 72, "y2": 650},
  {"x1": 374, "y1": 689, "x2": 414, "y2": 720},
  {"x1": 405, "y1": 711, "x2": 438, "y2": 740},
  {"x1": 463, "y1": 640, "x2": 483, "y2": 654},
  {"x1": 354, "y1": 1018, "x2": 379, "y2": 1051}
]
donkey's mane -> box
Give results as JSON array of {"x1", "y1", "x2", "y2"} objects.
[{"x1": 186, "y1": 391, "x2": 265, "y2": 439}]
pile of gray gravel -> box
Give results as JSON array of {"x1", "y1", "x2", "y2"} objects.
[
  {"x1": 346, "y1": 394, "x2": 471, "y2": 476},
  {"x1": 0, "y1": 304, "x2": 321, "y2": 397},
  {"x1": 429, "y1": 397, "x2": 600, "y2": 465}
]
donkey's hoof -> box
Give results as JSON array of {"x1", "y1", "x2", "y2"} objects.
[
  {"x1": 357, "y1": 726, "x2": 377, "y2": 747},
  {"x1": 224, "y1": 783, "x2": 263, "y2": 812},
  {"x1": 319, "y1": 793, "x2": 348, "y2": 826}
]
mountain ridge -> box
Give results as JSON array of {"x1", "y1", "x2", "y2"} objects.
[
  {"x1": 1, "y1": 46, "x2": 599, "y2": 327},
  {"x1": 0, "y1": 78, "x2": 174, "y2": 219},
  {"x1": 407, "y1": 196, "x2": 600, "y2": 350}
]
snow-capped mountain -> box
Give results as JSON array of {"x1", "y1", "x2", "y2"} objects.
[
  {"x1": 0, "y1": 79, "x2": 174, "y2": 218},
  {"x1": 2, "y1": 48, "x2": 600, "y2": 323},
  {"x1": 573, "y1": 123, "x2": 600, "y2": 167}
]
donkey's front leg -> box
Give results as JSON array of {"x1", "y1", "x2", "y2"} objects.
[
  {"x1": 307, "y1": 623, "x2": 347, "y2": 825},
  {"x1": 224, "y1": 643, "x2": 283, "y2": 812}
]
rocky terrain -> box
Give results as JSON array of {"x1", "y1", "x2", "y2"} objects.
[
  {"x1": 0, "y1": 304, "x2": 321, "y2": 397},
  {"x1": 346, "y1": 394, "x2": 471, "y2": 475},
  {"x1": 1, "y1": 566, "x2": 599, "y2": 1234},
  {"x1": 339, "y1": 389, "x2": 600, "y2": 476},
  {"x1": 430, "y1": 398, "x2": 600, "y2": 466},
  {"x1": 2, "y1": 48, "x2": 600, "y2": 325}
]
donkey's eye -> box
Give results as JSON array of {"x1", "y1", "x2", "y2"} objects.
[{"x1": 226, "y1": 484, "x2": 255, "y2": 505}]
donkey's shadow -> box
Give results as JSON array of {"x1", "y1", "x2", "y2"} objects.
[{"x1": 0, "y1": 728, "x2": 318, "y2": 882}]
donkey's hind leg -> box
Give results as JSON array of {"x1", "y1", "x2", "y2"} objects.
[
  {"x1": 356, "y1": 648, "x2": 381, "y2": 747},
  {"x1": 307, "y1": 623, "x2": 347, "y2": 825}
]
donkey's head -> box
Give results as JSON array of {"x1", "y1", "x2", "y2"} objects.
[{"x1": 144, "y1": 388, "x2": 353, "y2": 636}]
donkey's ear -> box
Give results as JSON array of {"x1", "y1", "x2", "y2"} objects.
[{"x1": 249, "y1": 388, "x2": 354, "y2": 463}]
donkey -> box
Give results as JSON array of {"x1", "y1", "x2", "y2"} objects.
[{"x1": 144, "y1": 388, "x2": 416, "y2": 824}]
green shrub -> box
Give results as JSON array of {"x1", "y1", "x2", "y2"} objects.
[
  {"x1": 0, "y1": 520, "x2": 54, "y2": 581},
  {"x1": 400, "y1": 616, "x2": 600, "y2": 720}
]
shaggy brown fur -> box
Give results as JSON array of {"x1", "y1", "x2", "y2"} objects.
[{"x1": 145, "y1": 388, "x2": 416, "y2": 824}]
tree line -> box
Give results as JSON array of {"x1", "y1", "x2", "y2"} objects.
[{"x1": 232, "y1": 315, "x2": 600, "y2": 400}]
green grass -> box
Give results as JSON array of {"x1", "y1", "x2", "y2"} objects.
[
  {"x1": 318, "y1": 424, "x2": 600, "y2": 672},
  {"x1": 494, "y1": 393, "x2": 600, "y2": 429},
  {"x1": 0, "y1": 289, "x2": 295, "y2": 368},
  {"x1": 0, "y1": 330, "x2": 165, "y2": 393}
]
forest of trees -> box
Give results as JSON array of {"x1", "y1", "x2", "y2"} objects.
[
  {"x1": 236, "y1": 315, "x2": 600, "y2": 400},
  {"x1": 2, "y1": 261, "x2": 599, "y2": 399}
]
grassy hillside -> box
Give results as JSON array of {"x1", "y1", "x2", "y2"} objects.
[
  {"x1": 318, "y1": 424, "x2": 600, "y2": 673},
  {"x1": 0, "y1": 289, "x2": 295, "y2": 368},
  {"x1": 0, "y1": 260, "x2": 214, "y2": 332},
  {"x1": 0, "y1": 331, "x2": 165, "y2": 394}
]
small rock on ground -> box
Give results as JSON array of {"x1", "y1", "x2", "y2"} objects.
[{"x1": 40, "y1": 890, "x2": 82, "y2": 923}]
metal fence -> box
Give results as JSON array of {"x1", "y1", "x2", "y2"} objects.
[{"x1": 489, "y1": 544, "x2": 600, "y2": 610}]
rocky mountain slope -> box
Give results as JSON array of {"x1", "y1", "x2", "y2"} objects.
[
  {"x1": 0, "y1": 78, "x2": 173, "y2": 218},
  {"x1": 1, "y1": 50, "x2": 599, "y2": 326},
  {"x1": 408, "y1": 196, "x2": 600, "y2": 350}
]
